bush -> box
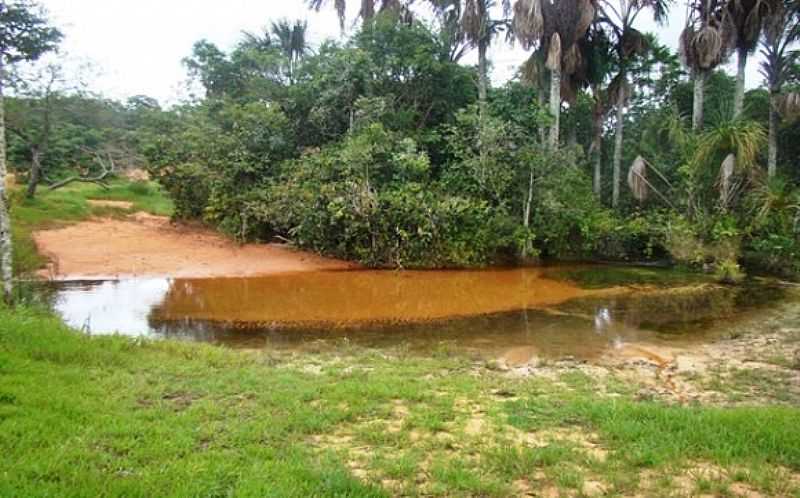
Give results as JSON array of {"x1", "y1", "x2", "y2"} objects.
[
  {"x1": 160, "y1": 162, "x2": 211, "y2": 220},
  {"x1": 663, "y1": 214, "x2": 741, "y2": 267},
  {"x1": 261, "y1": 125, "x2": 521, "y2": 267},
  {"x1": 127, "y1": 181, "x2": 153, "y2": 196},
  {"x1": 714, "y1": 259, "x2": 745, "y2": 284}
]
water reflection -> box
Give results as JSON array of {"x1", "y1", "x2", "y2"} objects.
[
  {"x1": 150, "y1": 269, "x2": 588, "y2": 325},
  {"x1": 49, "y1": 270, "x2": 787, "y2": 360},
  {"x1": 54, "y1": 279, "x2": 171, "y2": 335}
]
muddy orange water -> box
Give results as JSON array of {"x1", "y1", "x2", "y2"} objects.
[
  {"x1": 49, "y1": 269, "x2": 789, "y2": 360},
  {"x1": 152, "y1": 269, "x2": 591, "y2": 326}
]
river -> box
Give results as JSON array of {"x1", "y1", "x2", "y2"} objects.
[{"x1": 48, "y1": 266, "x2": 790, "y2": 361}]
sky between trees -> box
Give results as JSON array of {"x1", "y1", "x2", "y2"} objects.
[{"x1": 39, "y1": 0, "x2": 761, "y2": 106}]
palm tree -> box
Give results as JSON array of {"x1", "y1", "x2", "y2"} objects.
[
  {"x1": 519, "y1": 49, "x2": 549, "y2": 144},
  {"x1": 693, "y1": 118, "x2": 766, "y2": 209},
  {"x1": 759, "y1": 0, "x2": 800, "y2": 176},
  {"x1": 307, "y1": 0, "x2": 410, "y2": 29},
  {"x1": 270, "y1": 19, "x2": 311, "y2": 84},
  {"x1": 580, "y1": 27, "x2": 614, "y2": 197},
  {"x1": 239, "y1": 29, "x2": 273, "y2": 52},
  {"x1": 728, "y1": 0, "x2": 778, "y2": 118},
  {"x1": 513, "y1": 0, "x2": 596, "y2": 149},
  {"x1": 428, "y1": 0, "x2": 510, "y2": 165},
  {"x1": 679, "y1": 0, "x2": 736, "y2": 131},
  {"x1": 428, "y1": 0, "x2": 472, "y2": 61},
  {"x1": 460, "y1": 1, "x2": 512, "y2": 118},
  {"x1": 595, "y1": 0, "x2": 671, "y2": 207}
]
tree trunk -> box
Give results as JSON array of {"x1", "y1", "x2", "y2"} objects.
[
  {"x1": 537, "y1": 90, "x2": 547, "y2": 144},
  {"x1": 567, "y1": 124, "x2": 577, "y2": 148},
  {"x1": 26, "y1": 147, "x2": 41, "y2": 198},
  {"x1": 612, "y1": 77, "x2": 626, "y2": 208},
  {"x1": 692, "y1": 69, "x2": 707, "y2": 131},
  {"x1": 734, "y1": 48, "x2": 747, "y2": 119},
  {"x1": 477, "y1": 38, "x2": 488, "y2": 116},
  {"x1": 549, "y1": 64, "x2": 561, "y2": 149},
  {"x1": 477, "y1": 38, "x2": 488, "y2": 166},
  {"x1": 522, "y1": 167, "x2": 534, "y2": 258},
  {"x1": 0, "y1": 59, "x2": 13, "y2": 302},
  {"x1": 768, "y1": 90, "x2": 778, "y2": 177},
  {"x1": 591, "y1": 86, "x2": 603, "y2": 198},
  {"x1": 593, "y1": 130, "x2": 602, "y2": 198},
  {"x1": 349, "y1": 107, "x2": 354, "y2": 133}
]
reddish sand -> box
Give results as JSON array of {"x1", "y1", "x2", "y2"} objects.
[
  {"x1": 86, "y1": 200, "x2": 134, "y2": 209},
  {"x1": 33, "y1": 213, "x2": 355, "y2": 280}
]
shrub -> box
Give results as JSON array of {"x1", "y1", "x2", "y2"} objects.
[
  {"x1": 127, "y1": 180, "x2": 154, "y2": 196},
  {"x1": 158, "y1": 162, "x2": 211, "y2": 220},
  {"x1": 714, "y1": 259, "x2": 745, "y2": 284},
  {"x1": 261, "y1": 125, "x2": 521, "y2": 267}
]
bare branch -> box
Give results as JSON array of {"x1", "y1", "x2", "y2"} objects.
[{"x1": 48, "y1": 151, "x2": 115, "y2": 191}]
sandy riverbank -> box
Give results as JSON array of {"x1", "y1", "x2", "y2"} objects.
[{"x1": 33, "y1": 212, "x2": 355, "y2": 279}]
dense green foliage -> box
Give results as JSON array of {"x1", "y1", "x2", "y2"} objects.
[
  {"x1": 129, "y1": 12, "x2": 800, "y2": 272},
  {"x1": 6, "y1": 93, "x2": 153, "y2": 184},
  {"x1": 4, "y1": 6, "x2": 800, "y2": 274},
  {"x1": 135, "y1": 18, "x2": 629, "y2": 267}
]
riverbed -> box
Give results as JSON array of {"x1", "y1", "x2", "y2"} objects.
[{"x1": 47, "y1": 266, "x2": 790, "y2": 362}]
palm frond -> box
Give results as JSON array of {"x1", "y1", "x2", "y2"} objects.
[
  {"x1": 679, "y1": 0, "x2": 736, "y2": 71},
  {"x1": 628, "y1": 156, "x2": 648, "y2": 201},
  {"x1": 718, "y1": 153, "x2": 737, "y2": 208},
  {"x1": 513, "y1": 0, "x2": 544, "y2": 48},
  {"x1": 693, "y1": 119, "x2": 767, "y2": 173},
  {"x1": 307, "y1": 0, "x2": 348, "y2": 29},
  {"x1": 778, "y1": 91, "x2": 800, "y2": 120}
]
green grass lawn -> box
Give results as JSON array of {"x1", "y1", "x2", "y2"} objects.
[
  {"x1": 3, "y1": 178, "x2": 800, "y2": 496},
  {"x1": 10, "y1": 179, "x2": 173, "y2": 276},
  {"x1": 1, "y1": 306, "x2": 799, "y2": 497}
]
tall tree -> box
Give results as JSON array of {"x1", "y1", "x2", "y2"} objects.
[
  {"x1": 596, "y1": 0, "x2": 670, "y2": 207},
  {"x1": 679, "y1": 0, "x2": 735, "y2": 130},
  {"x1": 270, "y1": 19, "x2": 311, "y2": 83},
  {"x1": 759, "y1": 0, "x2": 800, "y2": 176},
  {"x1": 428, "y1": 0, "x2": 473, "y2": 61},
  {"x1": 428, "y1": 0, "x2": 510, "y2": 164},
  {"x1": 459, "y1": 0, "x2": 511, "y2": 120},
  {"x1": 728, "y1": 0, "x2": 776, "y2": 117},
  {"x1": 307, "y1": 0, "x2": 411, "y2": 29},
  {"x1": 513, "y1": 0, "x2": 596, "y2": 148},
  {"x1": 5, "y1": 62, "x2": 62, "y2": 198},
  {"x1": 184, "y1": 40, "x2": 243, "y2": 98},
  {"x1": 0, "y1": 0, "x2": 61, "y2": 302},
  {"x1": 578, "y1": 27, "x2": 614, "y2": 197}
]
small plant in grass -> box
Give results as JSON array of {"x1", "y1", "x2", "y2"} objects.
[{"x1": 714, "y1": 259, "x2": 745, "y2": 285}]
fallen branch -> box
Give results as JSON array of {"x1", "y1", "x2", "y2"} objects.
[
  {"x1": 631, "y1": 169, "x2": 677, "y2": 210},
  {"x1": 49, "y1": 152, "x2": 115, "y2": 191}
]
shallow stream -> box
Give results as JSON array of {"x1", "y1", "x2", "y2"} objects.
[{"x1": 48, "y1": 266, "x2": 791, "y2": 360}]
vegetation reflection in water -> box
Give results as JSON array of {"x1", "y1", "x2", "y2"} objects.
[{"x1": 51, "y1": 267, "x2": 787, "y2": 360}]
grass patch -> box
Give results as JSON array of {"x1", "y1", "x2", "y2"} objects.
[
  {"x1": 705, "y1": 366, "x2": 799, "y2": 404},
  {"x1": 2, "y1": 305, "x2": 800, "y2": 496},
  {"x1": 506, "y1": 395, "x2": 800, "y2": 470}
]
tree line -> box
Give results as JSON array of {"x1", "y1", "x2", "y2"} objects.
[{"x1": 1, "y1": 0, "x2": 799, "y2": 301}]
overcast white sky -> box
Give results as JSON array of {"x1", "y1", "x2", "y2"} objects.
[{"x1": 38, "y1": 0, "x2": 761, "y2": 106}]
